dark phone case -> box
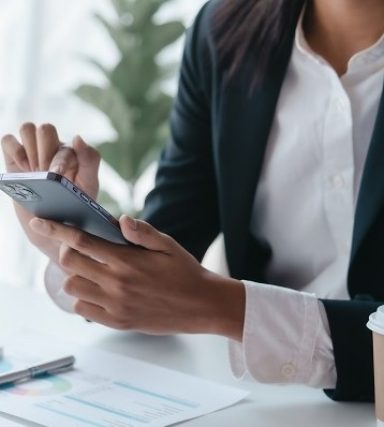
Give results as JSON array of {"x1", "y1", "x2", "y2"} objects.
[{"x1": 0, "y1": 172, "x2": 128, "y2": 245}]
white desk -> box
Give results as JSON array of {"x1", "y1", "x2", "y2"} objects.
[{"x1": 0, "y1": 284, "x2": 376, "y2": 427}]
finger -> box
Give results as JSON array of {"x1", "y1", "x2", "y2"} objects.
[
  {"x1": 74, "y1": 300, "x2": 125, "y2": 329},
  {"x1": 36, "y1": 123, "x2": 60, "y2": 171},
  {"x1": 72, "y1": 135, "x2": 100, "y2": 172},
  {"x1": 49, "y1": 146, "x2": 79, "y2": 181},
  {"x1": 19, "y1": 122, "x2": 38, "y2": 171},
  {"x1": 64, "y1": 275, "x2": 106, "y2": 306},
  {"x1": 29, "y1": 218, "x2": 115, "y2": 263},
  {"x1": 1, "y1": 134, "x2": 30, "y2": 172},
  {"x1": 120, "y1": 215, "x2": 175, "y2": 253},
  {"x1": 59, "y1": 243, "x2": 107, "y2": 283},
  {"x1": 72, "y1": 135, "x2": 100, "y2": 199}
]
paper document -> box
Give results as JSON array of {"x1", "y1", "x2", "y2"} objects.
[
  {"x1": 0, "y1": 334, "x2": 248, "y2": 427},
  {"x1": 0, "y1": 415, "x2": 28, "y2": 426}
]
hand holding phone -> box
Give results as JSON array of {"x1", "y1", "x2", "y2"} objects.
[
  {"x1": 0, "y1": 172, "x2": 128, "y2": 245},
  {"x1": 1, "y1": 123, "x2": 101, "y2": 262}
]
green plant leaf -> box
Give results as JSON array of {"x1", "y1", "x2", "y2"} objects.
[
  {"x1": 110, "y1": 0, "x2": 134, "y2": 17},
  {"x1": 75, "y1": 83, "x2": 132, "y2": 140},
  {"x1": 94, "y1": 13, "x2": 135, "y2": 55},
  {"x1": 130, "y1": 0, "x2": 164, "y2": 29},
  {"x1": 149, "y1": 21, "x2": 185, "y2": 52},
  {"x1": 110, "y1": 57, "x2": 158, "y2": 103},
  {"x1": 98, "y1": 140, "x2": 134, "y2": 182}
]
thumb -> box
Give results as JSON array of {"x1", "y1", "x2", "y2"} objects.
[
  {"x1": 49, "y1": 146, "x2": 78, "y2": 181},
  {"x1": 120, "y1": 215, "x2": 174, "y2": 253},
  {"x1": 72, "y1": 135, "x2": 100, "y2": 199},
  {"x1": 72, "y1": 135, "x2": 100, "y2": 169}
]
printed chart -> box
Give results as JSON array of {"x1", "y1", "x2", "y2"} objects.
[{"x1": 0, "y1": 334, "x2": 248, "y2": 427}]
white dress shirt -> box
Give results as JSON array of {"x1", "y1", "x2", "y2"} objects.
[
  {"x1": 45, "y1": 15, "x2": 384, "y2": 389},
  {"x1": 229, "y1": 17, "x2": 384, "y2": 387}
]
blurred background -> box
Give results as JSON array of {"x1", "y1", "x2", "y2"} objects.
[{"x1": 0, "y1": 0, "x2": 207, "y2": 289}]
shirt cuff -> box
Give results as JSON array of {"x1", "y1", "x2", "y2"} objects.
[
  {"x1": 44, "y1": 261, "x2": 76, "y2": 313},
  {"x1": 228, "y1": 280, "x2": 337, "y2": 388}
]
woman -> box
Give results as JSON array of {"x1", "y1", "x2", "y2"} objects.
[{"x1": 2, "y1": 0, "x2": 384, "y2": 402}]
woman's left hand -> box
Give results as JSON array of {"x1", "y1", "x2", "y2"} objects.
[{"x1": 29, "y1": 216, "x2": 245, "y2": 340}]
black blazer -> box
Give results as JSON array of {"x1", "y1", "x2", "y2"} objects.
[{"x1": 142, "y1": 0, "x2": 384, "y2": 401}]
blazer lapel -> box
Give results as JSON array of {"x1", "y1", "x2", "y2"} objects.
[
  {"x1": 217, "y1": 32, "x2": 298, "y2": 279},
  {"x1": 351, "y1": 80, "x2": 384, "y2": 262}
]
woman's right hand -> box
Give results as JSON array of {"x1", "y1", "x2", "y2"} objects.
[{"x1": 1, "y1": 123, "x2": 100, "y2": 264}]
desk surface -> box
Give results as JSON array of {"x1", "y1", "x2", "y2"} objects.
[{"x1": 0, "y1": 284, "x2": 376, "y2": 427}]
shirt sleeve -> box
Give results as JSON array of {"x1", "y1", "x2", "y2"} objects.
[
  {"x1": 228, "y1": 280, "x2": 337, "y2": 388},
  {"x1": 44, "y1": 261, "x2": 76, "y2": 313}
]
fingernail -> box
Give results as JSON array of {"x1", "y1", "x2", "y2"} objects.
[{"x1": 30, "y1": 218, "x2": 49, "y2": 233}]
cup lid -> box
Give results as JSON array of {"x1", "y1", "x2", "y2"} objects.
[{"x1": 367, "y1": 306, "x2": 384, "y2": 334}]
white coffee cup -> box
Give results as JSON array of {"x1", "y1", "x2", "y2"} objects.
[{"x1": 367, "y1": 306, "x2": 384, "y2": 426}]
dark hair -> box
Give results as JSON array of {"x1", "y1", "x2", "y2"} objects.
[{"x1": 214, "y1": 0, "x2": 307, "y2": 84}]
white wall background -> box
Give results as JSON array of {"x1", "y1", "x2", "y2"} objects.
[{"x1": 0, "y1": 0, "x2": 207, "y2": 289}]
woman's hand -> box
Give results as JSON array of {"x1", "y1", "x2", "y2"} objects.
[
  {"x1": 29, "y1": 215, "x2": 245, "y2": 341},
  {"x1": 1, "y1": 123, "x2": 100, "y2": 262}
]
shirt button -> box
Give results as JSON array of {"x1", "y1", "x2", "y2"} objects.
[
  {"x1": 331, "y1": 174, "x2": 345, "y2": 188},
  {"x1": 281, "y1": 363, "x2": 297, "y2": 378}
]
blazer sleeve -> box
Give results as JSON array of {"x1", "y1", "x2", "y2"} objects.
[
  {"x1": 321, "y1": 297, "x2": 382, "y2": 402},
  {"x1": 141, "y1": 2, "x2": 220, "y2": 261}
]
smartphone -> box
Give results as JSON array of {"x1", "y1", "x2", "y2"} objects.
[{"x1": 0, "y1": 172, "x2": 128, "y2": 245}]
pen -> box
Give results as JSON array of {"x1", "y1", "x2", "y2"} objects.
[{"x1": 0, "y1": 355, "x2": 75, "y2": 386}]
